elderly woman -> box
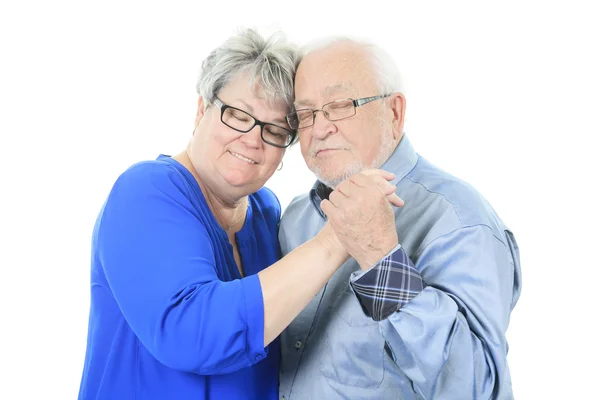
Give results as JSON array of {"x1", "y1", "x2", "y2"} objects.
[{"x1": 78, "y1": 29, "x2": 396, "y2": 400}]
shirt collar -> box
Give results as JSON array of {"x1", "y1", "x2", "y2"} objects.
[{"x1": 309, "y1": 134, "x2": 418, "y2": 218}]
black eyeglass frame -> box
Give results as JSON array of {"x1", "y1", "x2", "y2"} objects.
[{"x1": 213, "y1": 98, "x2": 296, "y2": 148}]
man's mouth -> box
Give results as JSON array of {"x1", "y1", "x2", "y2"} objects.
[{"x1": 315, "y1": 148, "x2": 342, "y2": 156}]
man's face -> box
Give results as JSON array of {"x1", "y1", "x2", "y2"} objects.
[{"x1": 294, "y1": 43, "x2": 396, "y2": 188}]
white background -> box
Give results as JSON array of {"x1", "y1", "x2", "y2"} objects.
[{"x1": 1, "y1": 1, "x2": 599, "y2": 398}]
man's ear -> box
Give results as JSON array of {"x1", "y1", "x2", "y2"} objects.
[
  {"x1": 389, "y1": 92, "x2": 406, "y2": 141},
  {"x1": 194, "y1": 96, "x2": 206, "y2": 127}
]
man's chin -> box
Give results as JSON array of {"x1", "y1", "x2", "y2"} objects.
[{"x1": 311, "y1": 166, "x2": 363, "y2": 189}]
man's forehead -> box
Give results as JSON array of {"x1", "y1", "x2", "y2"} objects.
[
  {"x1": 325, "y1": 82, "x2": 355, "y2": 94},
  {"x1": 295, "y1": 82, "x2": 357, "y2": 107}
]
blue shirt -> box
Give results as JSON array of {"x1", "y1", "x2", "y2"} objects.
[
  {"x1": 279, "y1": 135, "x2": 522, "y2": 400},
  {"x1": 79, "y1": 155, "x2": 281, "y2": 400}
]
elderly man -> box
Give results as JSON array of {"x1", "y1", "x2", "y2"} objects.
[{"x1": 279, "y1": 38, "x2": 522, "y2": 400}]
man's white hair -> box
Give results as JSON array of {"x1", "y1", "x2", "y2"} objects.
[
  {"x1": 301, "y1": 35, "x2": 404, "y2": 95},
  {"x1": 196, "y1": 28, "x2": 299, "y2": 110}
]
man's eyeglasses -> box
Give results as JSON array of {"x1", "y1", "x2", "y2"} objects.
[
  {"x1": 286, "y1": 94, "x2": 391, "y2": 130},
  {"x1": 213, "y1": 98, "x2": 296, "y2": 148}
]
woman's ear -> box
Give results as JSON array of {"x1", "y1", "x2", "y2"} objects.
[{"x1": 194, "y1": 96, "x2": 206, "y2": 127}]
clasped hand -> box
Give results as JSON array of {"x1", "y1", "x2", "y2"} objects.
[{"x1": 321, "y1": 169, "x2": 403, "y2": 270}]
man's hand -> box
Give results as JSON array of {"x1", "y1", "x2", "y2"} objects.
[{"x1": 321, "y1": 169, "x2": 403, "y2": 270}]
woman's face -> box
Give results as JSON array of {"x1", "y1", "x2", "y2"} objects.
[{"x1": 189, "y1": 72, "x2": 289, "y2": 197}]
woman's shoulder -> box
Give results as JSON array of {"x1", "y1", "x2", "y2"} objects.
[
  {"x1": 250, "y1": 187, "x2": 281, "y2": 221},
  {"x1": 100, "y1": 156, "x2": 200, "y2": 216},
  {"x1": 114, "y1": 156, "x2": 190, "y2": 193}
]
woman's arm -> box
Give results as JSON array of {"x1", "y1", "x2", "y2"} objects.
[
  {"x1": 97, "y1": 163, "x2": 347, "y2": 375},
  {"x1": 259, "y1": 223, "x2": 347, "y2": 346}
]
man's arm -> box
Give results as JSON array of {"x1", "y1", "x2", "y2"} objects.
[
  {"x1": 322, "y1": 171, "x2": 520, "y2": 398},
  {"x1": 351, "y1": 226, "x2": 519, "y2": 399}
]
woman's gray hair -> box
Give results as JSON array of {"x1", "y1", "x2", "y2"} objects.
[
  {"x1": 301, "y1": 36, "x2": 403, "y2": 95},
  {"x1": 196, "y1": 28, "x2": 299, "y2": 110}
]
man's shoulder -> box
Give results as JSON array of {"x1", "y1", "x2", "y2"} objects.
[
  {"x1": 281, "y1": 192, "x2": 315, "y2": 226},
  {"x1": 406, "y1": 156, "x2": 507, "y2": 231},
  {"x1": 278, "y1": 190, "x2": 326, "y2": 251}
]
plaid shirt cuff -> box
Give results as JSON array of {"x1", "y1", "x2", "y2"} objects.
[{"x1": 350, "y1": 245, "x2": 424, "y2": 321}]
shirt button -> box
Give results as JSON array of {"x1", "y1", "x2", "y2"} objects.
[
  {"x1": 255, "y1": 354, "x2": 262, "y2": 361},
  {"x1": 295, "y1": 340, "x2": 303, "y2": 349}
]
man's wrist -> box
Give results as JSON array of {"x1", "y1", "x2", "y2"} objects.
[
  {"x1": 350, "y1": 244, "x2": 424, "y2": 321},
  {"x1": 357, "y1": 243, "x2": 398, "y2": 270}
]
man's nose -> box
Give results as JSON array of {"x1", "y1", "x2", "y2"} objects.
[{"x1": 311, "y1": 110, "x2": 335, "y2": 140}]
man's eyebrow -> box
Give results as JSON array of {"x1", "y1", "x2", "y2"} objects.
[
  {"x1": 325, "y1": 83, "x2": 353, "y2": 94},
  {"x1": 294, "y1": 83, "x2": 355, "y2": 109},
  {"x1": 294, "y1": 99, "x2": 314, "y2": 109}
]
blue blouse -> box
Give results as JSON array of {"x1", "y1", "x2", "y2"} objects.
[{"x1": 78, "y1": 155, "x2": 281, "y2": 399}]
